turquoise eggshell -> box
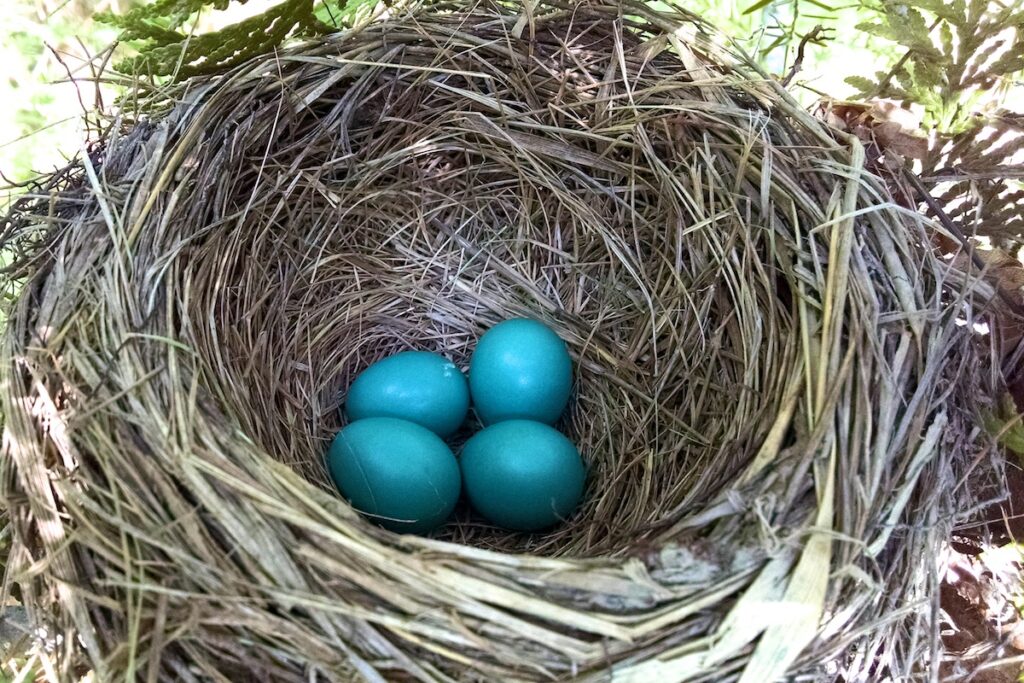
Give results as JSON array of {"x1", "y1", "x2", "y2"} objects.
[
  {"x1": 345, "y1": 351, "x2": 469, "y2": 437},
  {"x1": 469, "y1": 319, "x2": 572, "y2": 425},
  {"x1": 460, "y1": 420, "x2": 585, "y2": 531},
  {"x1": 327, "y1": 417, "x2": 461, "y2": 534}
]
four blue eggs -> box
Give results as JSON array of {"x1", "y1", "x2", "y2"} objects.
[{"x1": 327, "y1": 318, "x2": 585, "y2": 535}]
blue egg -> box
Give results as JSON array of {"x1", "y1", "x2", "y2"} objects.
[
  {"x1": 460, "y1": 420, "x2": 585, "y2": 531},
  {"x1": 345, "y1": 351, "x2": 469, "y2": 437},
  {"x1": 469, "y1": 319, "x2": 572, "y2": 425},
  {"x1": 327, "y1": 417, "x2": 461, "y2": 534}
]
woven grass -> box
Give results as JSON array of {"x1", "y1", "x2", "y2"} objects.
[{"x1": 0, "y1": 1, "x2": 997, "y2": 680}]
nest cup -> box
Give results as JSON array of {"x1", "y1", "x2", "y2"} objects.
[{"x1": 1, "y1": 2, "x2": 991, "y2": 680}]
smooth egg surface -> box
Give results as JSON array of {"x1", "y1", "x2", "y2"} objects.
[
  {"x1": 327, "y1": 417, "x2": 461, "y2": 534},
  {"x1": 469, "y1": 319, "x2": 572, "y2": 425},
  {"x1": 460, "y1": 420, "x2": 585, "y2": 531},
  {"x1": 346, "y1": 351, "x2": 469, "y2": 437}
]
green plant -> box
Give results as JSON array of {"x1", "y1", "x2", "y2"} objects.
[
  {"x1": 984, "y1": 393, "x2": 1024, "y2": 466},
  {"x1": 97, "y1": 0, "x2": 358, "y2": 77},
  {"x1": 832, "y1": 1, "x2": 1024, "y2": 244},
  {"x1": 1, "y1": 1, "x2": 124, "y2": 184},
  {"x1": 742, "y1": 0, "x2": 836, "y2": 64},
  {"x1": 848, "y1": 0, "x2": 1024, "y2": 135}
]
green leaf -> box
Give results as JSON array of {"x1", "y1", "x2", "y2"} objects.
[
  {"x1": 845, "y1": 75, "x2": 877, "y2": 95},
  {"x1": 967, "y1": 0, "x2": 987, "y2": 24},
  {"x1": 983, "y1": 399, "x2": 1024, "y2": 466},
  {"x1": 853, "y1": 21, "x2": 881, "y2": 33},
  {"x1": 939, "y1": 22, "x2": 954, "y2": 56},
  {"x1": 759, "y1": 32, "x2": 789, "y2": 55},
  {"x1": 742, "y1": 0, "x2": 776, "y2": 16},
  {"x1": 912, "y1": 0, "x2": 963, "y2": 23},
  {"x1": 988, "y1": 52, "x2": 1024, "y2": 79},
  {"x1": 802, "y1": 0, "x2": 837, "y2": 11},
  {"x1": 886, "y1": 8, "x2": 933, "y2": 50},
  {"x1": 99, "y1": 0, "x2": 342, "y2": 80}
]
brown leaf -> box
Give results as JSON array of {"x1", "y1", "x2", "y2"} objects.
[{"x1": 816, "y1": 98, "x2": 928, "y2": 159}]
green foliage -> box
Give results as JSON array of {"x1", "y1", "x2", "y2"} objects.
[
  {"x1": 1, "y1": 1, "x2": 124, "y2": 184},
  {"x1": 984, "y1": 394, "x2": 1024, "y2": 469},
  {"x1": 923, "y1": 114, "x2": 1024, "y2": 243},
  {"x1": 849, "y1": 0, "x2": 1024, "y2": 134},
  {"x1": 665, "y1": 0, "x2": 890, "y2": 104},
  {"x1": 836, "y1": 1, "x2": 1024, "y2": 245},
  {"x1": 97, "y1": 0, "x2": 351, "y2": 78},
  {"x1": 727, "y1": 0, "x2": 856, "y2": 68}
]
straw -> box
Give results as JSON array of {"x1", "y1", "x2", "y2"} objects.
[{"x1": 0, "y1": 1, "x2": 996, "y2": 680}]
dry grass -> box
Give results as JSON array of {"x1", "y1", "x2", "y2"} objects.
[{"x1": 0, "y1": 1, "x2": 1002, "y2": 680}]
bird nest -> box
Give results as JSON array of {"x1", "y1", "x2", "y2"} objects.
[{"x1": 0, "y1": 2, "x2": 995, "y2": 680}]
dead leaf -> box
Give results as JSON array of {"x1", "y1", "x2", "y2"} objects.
[{"x1": 816, "y1": 98, "x2": 928, "y2": 159}]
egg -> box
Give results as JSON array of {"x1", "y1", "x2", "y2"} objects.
[
  {"x1": 345, "y1": 351, "x2": 469, "y2": 437},
  {"x1": 469, "y1": 319, "x2": 572, "y2": 425},
  {"x1": 326, "y1": 417, "x2": 461, "y2": 534},
  {"x1": 460, "y1": 420, "x2": 585, "y2": 531}
]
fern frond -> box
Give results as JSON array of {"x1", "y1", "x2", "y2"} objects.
[
  {"x1": 99, "y1": 0, "x2": 354, "y2": 79},
  {"x1": 922, "y1": 114, "x2": 1024, "y2": 243},
  {"x1": 850, "y1": 0, "x2": 1024, "y2": 134}
]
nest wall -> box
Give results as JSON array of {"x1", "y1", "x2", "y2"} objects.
[{"x1": 0, "y1": 2, "x2": 993, "y2": 681}]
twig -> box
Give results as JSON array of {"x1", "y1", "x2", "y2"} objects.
[
  {"x1": 922, "y1": 168, "x2": 1024, "y2": 183},
  {"x1": 782, "y1": 25, "x2": 827, "y2": 87},
  {"x1": 45, "y1": 44, "x2": 93, "y2": 140},
  {"x1": 902, "y1": 167, "x2": 984, "y2": 270},
  {"x1": 903, "y1": 167, "x2": 1024, "y2": 315}
]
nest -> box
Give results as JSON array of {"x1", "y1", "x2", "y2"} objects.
[{"x1": 0, "y1": 2, "x2": 997, "y2": 680}]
